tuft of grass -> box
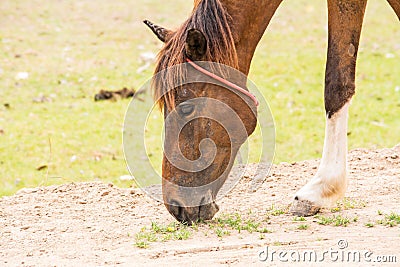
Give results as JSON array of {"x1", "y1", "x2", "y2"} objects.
[
  {"x1": 315, "y1": 215, "x2": 334, "y2": 225},
  {"x1": 135, "y1": 228, "x2": 157, "y2": 248},
  {"x1": 331, "y1": 206, "x2": 341, "y2": 213},
  {"x1": 331, "y1": 198, "x2": 367, "y2": 213},
  {"x1": 215, "y1": 227, "x2": 231, "y2": 238},
  {"x1": 210, "y1": 213, "x2": 272, "y2": 236},
  {"x1": 386, "y1": 212, "x2": 400, "y2": 225},
  {"x1": 243, "y1": 219, "x2": 261, "y2": 233},
  {"x1": 268, "y1": 204, "x2": 287, "y2": 216},
  {"x1": 297, "y1": 224, "x2": 310, "y2": 230},
  {"x1": 174, "y1": 228, "x2": 191, "y2": 240},
  {"x1": 334, "y1": 216, "x2": 351, "y2": 227},
  {"x1": 135, "y1": 240, "x2": 149, "y2": 249},
  {"x1": 315, "y1": 215, "x2": 353, "y2": 227},
  {"x1": 258, "y1": 227, "x2": 272, "y2": 233},
  {"x1": 134, "y1": 222, "x2": 192, "y2": 248},
  {"x1": 377, "y1": 212, "x2": 400, "y2": 227},
  {"x1": 365, "y1": 222, "x2": 374, "y2": 228},
  {"x1": 293, "y1": 216, "x2": 306, "y2": 222},
  {"x1": 215, "y1": 213, "x2": 242, "y2": 229}
]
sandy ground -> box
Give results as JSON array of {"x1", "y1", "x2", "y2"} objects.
[{"x1": 1, "y1": 145, "x2": 399, "y2": 267}]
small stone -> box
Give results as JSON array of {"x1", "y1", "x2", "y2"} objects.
[
  {"x1": 15, "y1": 72, "x2": 29, "y2": 80},
  {"x1": 120, "y1": 175, "x2": 134, "y2": 181},
  {"x1": 101, "y1": 191, "x2": 110, "y2": 197},
  {"x1": 70, "y1": 155, "x2": 77, "y2": 162}
]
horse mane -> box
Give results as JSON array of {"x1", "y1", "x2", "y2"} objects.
[{"x1": 153, "y1": 0, "x2": 238, "y2": 110}]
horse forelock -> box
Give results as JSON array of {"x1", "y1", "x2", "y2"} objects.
[{"x1": 152, "y1": 0, "x2": 238, "y2": 110}]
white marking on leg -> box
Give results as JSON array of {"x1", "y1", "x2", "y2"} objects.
[{"x1": 295, "y1": 102, "x2": 350, "y2": 207}]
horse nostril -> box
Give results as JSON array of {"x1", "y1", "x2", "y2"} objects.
[
  {"x1": 168, "y1": 200, "x2": 187, "y2": 223},
  {"x1": 177, "y1": 206, "x2": 185, "y2": 222},
  {"x1": 198, "y1": 202, "x2": 219, "y2": 221}
]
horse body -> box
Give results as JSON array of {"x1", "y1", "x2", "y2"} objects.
[{"x1": 145, "y1": 0, "x2": 400, "y2": 224}]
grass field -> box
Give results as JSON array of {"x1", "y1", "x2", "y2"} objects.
[{"x1": 0, "y1": 0, "x2": 399, "y2": 196}]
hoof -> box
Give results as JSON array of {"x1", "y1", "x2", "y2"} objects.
[{"x1": 290, "y1": 199, "x2": 320, "y2": 216}]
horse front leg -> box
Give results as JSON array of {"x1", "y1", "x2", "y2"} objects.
[{"x1": 290, "y1": 0, "x2": 367, "y2": 216}]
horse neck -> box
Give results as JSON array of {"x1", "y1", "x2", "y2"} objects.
[{"x1": 220, "y1": 0, "x2": 283, "y2": 75}]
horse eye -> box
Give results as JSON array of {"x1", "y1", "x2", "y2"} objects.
[{"x1": 178, "y1": 103, "x2": 195, "y2": 116}]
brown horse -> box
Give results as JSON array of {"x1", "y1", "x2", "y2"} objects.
[{"x1": 145, "y1": 0, "x2": 400, "y2": 224}]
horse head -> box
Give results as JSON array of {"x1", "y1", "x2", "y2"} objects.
[{"x1": 145, "y1": 0, "x2": 257, "y2": 224}]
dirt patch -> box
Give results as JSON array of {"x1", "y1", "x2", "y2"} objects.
[{"x1": 1, "y1": 145, "x2": 399, "y2": 266}]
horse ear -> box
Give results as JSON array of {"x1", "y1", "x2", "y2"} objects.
[
  {"x1": 143, "y1": 20, "x2": 173, "y2": 43},
  {"x1": 185, "y1": 29, "x2": 207, "y2": 61}
]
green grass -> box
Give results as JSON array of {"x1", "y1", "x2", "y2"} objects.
[
  {"x1": 315, "y1": 215, "x2": 334, "y2": 225},
  {"x1": 293, "y1": 216, "x2": 306, "y2": 222},
  {"x1": 377, "y1": 211, "x2": 400, "y2": 227},
  {"x1": 315, "y1": 214, "x2": 355, "y2": 227},
  {"x1": 1, "y1": 0, "x2": 399, "y2": 196},
  {"x1": 211, "y1": 213, "x2": 271, "y2": 234},
  {"x1": 267, "y1": 204, "x2": 288, "y2": 216},
  {"x1": 365, "y1": 222, "x2": 374, "y2": 228},
  {"x1": 331, "y1": 198, "x2": 367, "y2": 212},
  {"x1": 297, "y1": 224, "x2": 310, "y2": 230},
  {"x1": 133, "y1": 211, "x2": 399, "y2": 247},
  {"x1": 134, "y1": 221, "x2": 192, "y2": 248},
  {"x1": 134, "y1": 213, "x2": 273, "y2": 248},
  {"x1": 293, "y1": 216, "x2": 310, "y2": 230},
  {"x1": 386, "y1": 212, "x2": 400, "y2": 224},
  {"x1": 215, "y1": 227, "x2": 231, "y2": 237}
]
